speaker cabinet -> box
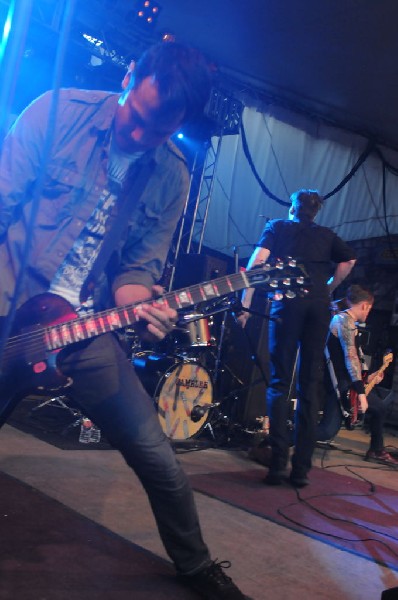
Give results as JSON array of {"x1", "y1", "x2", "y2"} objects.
[
  {"x1": 219, "y1": 292, "x2": 270, "y2": 427},
  {"x1": 173, "y1": 253, "x2": 228, "y2": 289}
]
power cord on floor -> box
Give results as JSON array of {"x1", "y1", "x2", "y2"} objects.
[{"x1": 275, "y1": 454, "x2": 398, "y2": 564}]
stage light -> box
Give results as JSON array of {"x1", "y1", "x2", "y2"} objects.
[
  {"x1": 162, "y1": 32, "x2": 176, "y2": 42},
  {"x1": 0, "y1": 4, "x2": 13, "y2": 63},
  {"x1": 134, "y1": 0, "x2": 161, "y2": 28},
  {"x1": 177, "y1": 132, "x2": 184, "y2": 139}
]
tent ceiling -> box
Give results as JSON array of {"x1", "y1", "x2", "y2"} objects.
[
  {"x1": 154, "y1": 0, "x2": 398, "y2": 149},
  {"x1": 4, "y1": 0, "x2": 398, "y2": 148},
  {"x1": 73, "y1": 0, "x2": 398, "y2": 150}
]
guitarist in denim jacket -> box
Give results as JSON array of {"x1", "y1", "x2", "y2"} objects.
[
  {"x1": 318, "y1": 284, "x2": 397, "y2": 465},
  {"x1": 0, "y1": 42, "x2": 251, "y2": 600}
]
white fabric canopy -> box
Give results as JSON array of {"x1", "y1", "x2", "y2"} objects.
[{"x1": 196, "y1": 104, "x2": 398, "y2": 261}]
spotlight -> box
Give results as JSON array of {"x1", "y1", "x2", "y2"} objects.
[
  {"x1": 134, "y1": 0, "x2": 161, "y2": 28},
  {"x1": 162, "y1": 32, "x2": 176, "y2": 42}
]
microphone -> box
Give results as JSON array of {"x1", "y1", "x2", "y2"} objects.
[{"x1": 190, "y1": 403, "x2": 218, "y2": 422}]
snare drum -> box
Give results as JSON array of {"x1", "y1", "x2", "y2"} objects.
[
  {"x1": 173, "y1": 314, "x2": 213, "y2": 350},
  {"x1": 133, "y1": 352, "x2": 213, "y2": 440}
]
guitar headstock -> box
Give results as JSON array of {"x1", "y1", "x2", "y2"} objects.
[
  {"x1": 246, "y1": 258, "x2": 311, "y2": 300},
  {"x1": 382, "y1": 351, "x2": 393, "y2": 368}
]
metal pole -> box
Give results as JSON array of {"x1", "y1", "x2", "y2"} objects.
[
  {"x1": 197, "y1": 135, "x2": 223, "y2": 253},
  {"x1": 186, "y1": 142, "x2": 209, "y2": 254},
  {"x1": 167, "y1": 150, "x2": 198, "y2": 291}
]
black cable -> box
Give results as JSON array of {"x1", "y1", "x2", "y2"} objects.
[
  {"x1": 323, "y1": 139, "x2": 375, "y2": 199},
  {"x1": 276, "y1": 466, "x2": 398, "y2": 561},
  {"x1": 239, "y1": 119, "x2": 290, "y2": 207}
]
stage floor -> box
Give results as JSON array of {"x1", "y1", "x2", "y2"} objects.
[{"x1": 1, "y1": 417, "x2": 398, "y2": 600}]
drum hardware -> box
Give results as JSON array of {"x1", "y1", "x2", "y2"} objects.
[
  {"x1": 190, "y1": 401, "x2": 220, "y2": 422},
  {"x1": 31, "y1": 394, "x2": 80, "y2": 418},
  {"x1": 30, "y1": 394, "x2": 97, "y2": 439}
]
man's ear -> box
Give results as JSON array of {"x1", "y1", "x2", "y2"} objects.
[
  {"x1": 121, "y1": 61, "x2": 136, "y2": 90},
  {"x1": 289, "y1": 205, "x2": 295, "y2": 217}
]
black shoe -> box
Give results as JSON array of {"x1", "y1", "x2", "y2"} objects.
[
  {"x1": 289, "y1": 473, "x2": 309, "y2": 488},
  {"x1": 263, "y1": 469, "x2": 285, "y2": 485},
  {"x1": 178, "y1": 559, "x2": 251, "y2": 599}
]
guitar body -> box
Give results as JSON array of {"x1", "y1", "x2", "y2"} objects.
[
  {"x1": 344, "y1": 389, "x2": 360, "y2": 430},
  {"x1": 343, "y1": 351, "x2": 393, "y2": 431},
  {"x1": 0, "y1": 294, "x2": 76, "y2": 427}
]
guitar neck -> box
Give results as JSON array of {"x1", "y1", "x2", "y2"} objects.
[
  {"x1": 364, "y1": 364, "x2": 388, "y2": 396},
  {"x1": 44, "y1": 270, "x2": 250, "y2": 352},
  {"x1": 42, "y1": 261, "x2": 307, "y2": 353}
]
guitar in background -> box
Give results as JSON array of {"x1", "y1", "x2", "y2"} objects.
[{"x1": 346, "y1": 350, "x2": 393, "y2": 430}]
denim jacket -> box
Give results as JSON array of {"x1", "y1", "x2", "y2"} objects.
[{"x1": 0, "y1": 89, "x2": 189, "y2": 315}]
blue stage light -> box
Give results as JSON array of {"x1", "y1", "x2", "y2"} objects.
[{"x1": 0, "y1": 4, "x2": 13, "y2": 63}]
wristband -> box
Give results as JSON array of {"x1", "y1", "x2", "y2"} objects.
[{"x1": 351, "y1": 380, "x2": 365, "y2": 395}]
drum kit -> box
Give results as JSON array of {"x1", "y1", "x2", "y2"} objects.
[
  {"x1": 131, "y1": 308, "x2": 244, "y2": 445},
  {"x1": 30, "y1": 306, "x2": 254, "y2": 448}
]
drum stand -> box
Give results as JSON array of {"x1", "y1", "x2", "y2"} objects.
[{"x1": 31, "y1": 394, "x2": 84, "y2": 436}]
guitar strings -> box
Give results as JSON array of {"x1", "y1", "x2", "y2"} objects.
[{"x1": 2, "y1": 267, "x2": 305, "y2": 359}]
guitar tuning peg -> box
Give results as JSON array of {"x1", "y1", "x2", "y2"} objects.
[
  {"x1": 287, "y1": 258, "x2": 296, "y2": 267},
  {"x1": 270, "y1": 279, "x2": 279, "y2": 288},
  {"x1": 296, "y1": 276, "x2": 305, "y2": 285},
  {"x1": 275, "y1": 259, "x2": 284, "y2": 269},
  {"x1": 285, "y1": 290, "x2": 296, "y2": 299},
  {"x1": 282, "y1": 278, "x2": 291, "y2": 286}
]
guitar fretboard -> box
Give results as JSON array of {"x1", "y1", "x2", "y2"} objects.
[{"x1": 44, "y1": 271, "x2": 249, "y2": 351}]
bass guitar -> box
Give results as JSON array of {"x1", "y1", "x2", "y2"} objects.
[
  {"x1": 0, "y1": 259, "x2": 309, "y2": 427},
  {"x1": 345, "y1": 350, "x2": 393, "y2": 430}
]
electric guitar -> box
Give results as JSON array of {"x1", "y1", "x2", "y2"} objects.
[
  {"x1": 345, "y1": 351, "x2": 393, "y2": 430},
  {"x1": 0, "y1": 259, "x2": 309, "y2": 427}
]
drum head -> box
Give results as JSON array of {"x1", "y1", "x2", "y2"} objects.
[{"x1": 155, "y1": 362, "x2": 213, "y2": 440}]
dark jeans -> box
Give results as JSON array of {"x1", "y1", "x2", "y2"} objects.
[
  {"x1": 317, "y1": 385, "x2": 394, "y2": 451},
  {"x1": 267, "y1": 296, "x2": 330, "y2": 477},
  {"x1": 58, "y1": 333, "x2": 210, "y2": 575}
]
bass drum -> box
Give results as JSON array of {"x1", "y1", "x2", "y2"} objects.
[{"x1": 133, "y1": 352, "x2": 213, "y2": 440}]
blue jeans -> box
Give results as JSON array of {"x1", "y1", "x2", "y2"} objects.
[
  {"x1": 59, "y1": 333, "x2": 210, "y2": 575},
  {"x1": 267, "y1": 296, "x2": 331, "y2": 477}
]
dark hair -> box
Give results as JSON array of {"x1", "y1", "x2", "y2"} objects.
[
  {"x1": 290, "y1": 189, "x2": 323, "y2": 222},
  {"x1": 132, "y1": 42, "x2": 212, "y2": 124},
  {"x1": 346, "y1": 284, "x2": 374, "y2": 306}
]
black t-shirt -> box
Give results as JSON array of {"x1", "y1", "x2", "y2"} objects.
[{"x1": 258, "y1": 219, "x2": 356, "y2": 298}]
